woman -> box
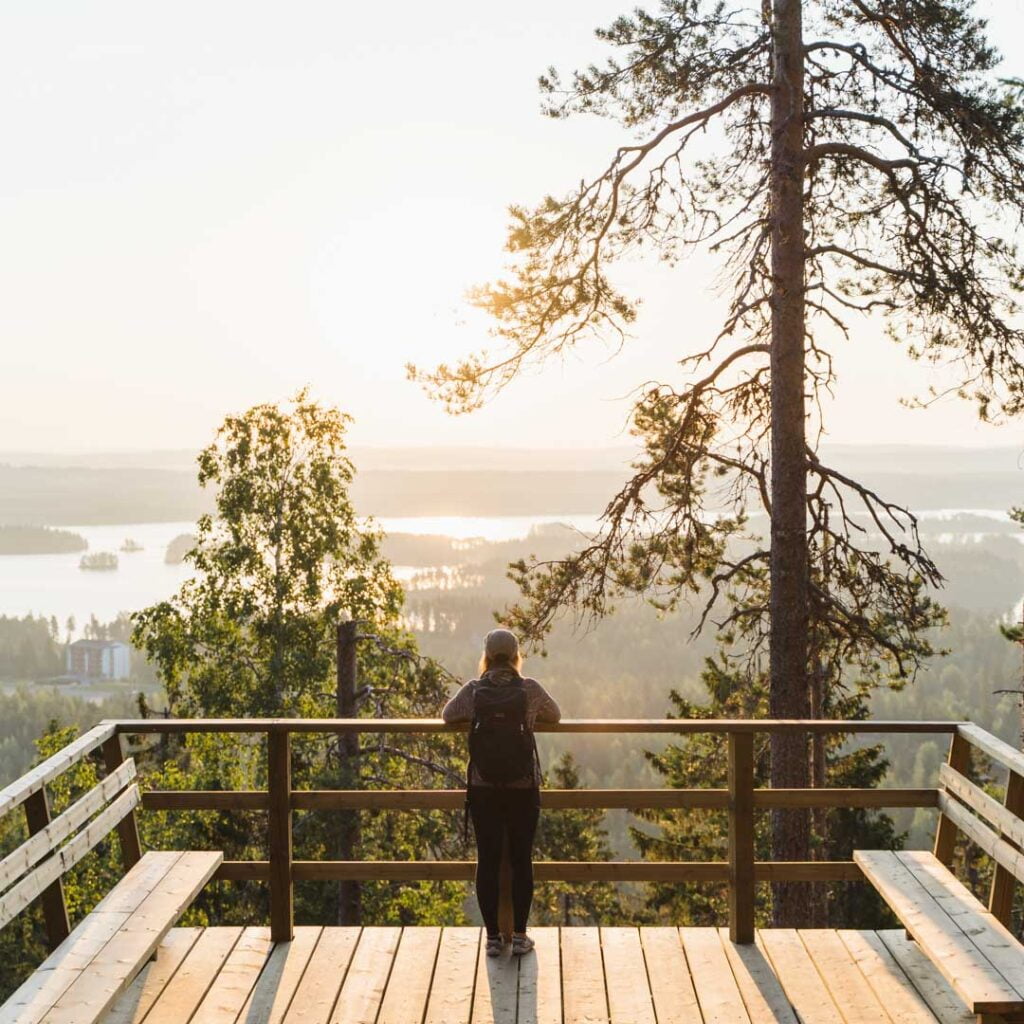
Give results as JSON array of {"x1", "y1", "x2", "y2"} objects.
[{"x1": 442, "y1": 628, "x2": 560, "y2": 957}]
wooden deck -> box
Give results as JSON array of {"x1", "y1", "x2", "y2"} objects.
[{"x1": 96, "y1": 925, "x2": 978, "y2": 1024}]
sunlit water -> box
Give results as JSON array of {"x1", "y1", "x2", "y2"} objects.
[
  {"x1": 0, "y1": 516, "x2": 601, "y2": 630},
  {"x1": 0, "y1": 511, "x2": 1016, "y2": 633}
]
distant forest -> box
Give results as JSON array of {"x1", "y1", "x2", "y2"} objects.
[
  {"x1": 1, "y1": 514, "x2": 1022, "y2": 858},
  {"x1": 0, "y1": 446, "x2": 1022, "y2": 522},
  {"x1": 0, "y1": 525, "x2": 86, "y2": 554}
]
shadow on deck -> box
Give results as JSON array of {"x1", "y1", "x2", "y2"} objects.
[{"x1": 106, "y1": 925, "x2": 971, "y2": 1024}]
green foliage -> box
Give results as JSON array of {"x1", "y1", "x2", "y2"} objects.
[
  {"x1": 132, "y1": 389, "x2": 402, "y2": 717},
  {"x1": 0, "y1": 688, "x2": 139, "y2": 785},
  {"x1": 635, "y1": 661, "x2": 901, "y2": 928},
  {"x1": 0, "y1": 615, "x2": 63, "y2": 681},
  {"x1": 131, "y1": 391, "x2": 469, "y2": 927},
  {"x1": 532, "y1": 753, "x2": 621, "y2": 925},
  {"x1": 0, "y1": 526, "x2": 86, "y2": 555}
]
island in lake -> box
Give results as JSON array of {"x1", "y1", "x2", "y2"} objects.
[
  {"x1": 0, "y1": 525, "x2": 88, "y2": 555},
  {"x1": 165, "y1": 533, "x2": 197, "y2": 564},
  {"x1": 79, "y1": 551, "x2": 118, "y2": 571}
]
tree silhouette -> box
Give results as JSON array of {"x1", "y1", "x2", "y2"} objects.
[{"x1": 411, "y1": 0, "x2": 1024, "y2": 923}]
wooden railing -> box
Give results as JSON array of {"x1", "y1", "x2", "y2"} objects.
[
  {"x1": 7, "y1": 717, "x2": 1022, "y2": 949},
  {"x1": 110, "y1": 718, "x2": 960, "y2": 944}
]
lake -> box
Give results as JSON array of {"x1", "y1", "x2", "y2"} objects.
[
  {"x1": 0, "y1": 511, "x2": 1016, "y2": 633},
  {"x1": 0, "y1": 515, "x2": 603, "y2": 630}
]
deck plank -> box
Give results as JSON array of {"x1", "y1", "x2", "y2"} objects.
[
  {"x1": 282, "y1": 928, "x2": 360, "y2": 1024},
  {"x1": 4, "y1": 924, "x2": 997, "y2": 1024},
  {"x1": 144, "y1": 927, "x2": 244, "y2": 1024},
  {"x1": 190, "y1": 927, "x2": 274, "y2": 1024},
  {"x1": 836, "y1": 930, "x2": 941, "y2": 1024},
  {"x1": 471, "y1": 934, "x2": 518, "y2": 1024},
  {"x1": 638, "y1": 928, "x2": 701, "y2": 1024},
  {"x1": 679, "y1": 927, "x2": 750, "y2": 1024},
  {"x1": 757, "y1": 929, "x2": 844, "y2": 1024},
  {"x1": 716, "y1": 928, "x2": 797, "y2": 1024},
  {"x1": 234, "y1": 926, "x2": 322, "y2": 1024},
  {"x1": 423, "y1": 928, "x2": 480, "y2": 1024},
  {"x1": 103, "y1": 927, "x2": 203, "y2": 1024},
  {"x1": 561, "y1": 927, "x2": 609, "y2": 1024},
  {"x1": 377, "y1": 927, "x2": 441, "y2": 1024},
  {"x1": 600, "y1": 929, "x2": 655, "y2": 1024},
  {"x1": 875, "y1": 931, "x2": 974, "y2": 1024},
  {"x1": 797, "y1": 929, "x2": 893, "y2": 1024},
  {"x1": 331, "y1": 927, "x2": 401, "y2": 1024},
  {"x1": 517, "y1": 927, "x2": 561, "y2": 1024}
]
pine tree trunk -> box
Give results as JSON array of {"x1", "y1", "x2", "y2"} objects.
[{"x1": 768, "y1": 0, "x2": 811, "y2": 927}]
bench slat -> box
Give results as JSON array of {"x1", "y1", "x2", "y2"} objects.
[
  {"x1": 935, "y1": 791, "x2": 1024, "y2": 886},
  {"x1": 0, "y1": 853, "x2": 181, "y2": 1024},
  {"x1": 0, "y1": 725, "x2": 116, "y2": 821},
  {"x1": 0, "y1": 786, "x2": 140, "y2": 929},
  {"x1": 854, "y1": 850, "x2": 1023, "y2": 1013},
  {"x1": 0, "y1": 760, "x2": 136, "y2": 894},
  {"x1": 40, "y1": 850, "x2": 222, "y2": 1024},
  {"x1": 938, "y1": 765, "x2": 1024, "y2": 850},
  {"x1": 897, "y1": 852, "x2": 1024, "y2": 997}
]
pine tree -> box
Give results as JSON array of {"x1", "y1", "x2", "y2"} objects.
[
  {"x1": 411, "y1": 0, "x2": 1024, "y2": 922},
  {"x1": 532, "y1": 753, "x2": 621, "y2": 925}
]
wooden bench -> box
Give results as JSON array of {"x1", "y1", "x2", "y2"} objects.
[
  {"x1": 0, "y1": 725, "x2": 222, "y2": 1024},
  {"x1": 856, "y1": 725, "x2": 1024, "y2": 1023}
]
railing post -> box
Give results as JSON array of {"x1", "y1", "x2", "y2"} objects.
[
  {"x1": 23, "y1": 786, "x2": 71, "y2": 950},
  {"x1": 268, "y1": 729, "x2": 294, "y2": 942},
  {"x1": 102, "y1": 733, "x2": 142, "y2": 870},
  {"x1": 934, "y1": 730, "x2": 970, "y2": 866},
  {"x1": 728, "y1": 731, "x2": 755, "y2": 944},
  {"x1": 989, "y1": 768, "x2": 1024, "y2": 927}
]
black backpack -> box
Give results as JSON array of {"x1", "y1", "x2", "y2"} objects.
[{"x1": 467, "y1": 677, "x2": 537, "y2": 786}]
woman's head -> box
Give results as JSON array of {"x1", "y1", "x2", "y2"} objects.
[{"x1": 479, "y1": 628, "x2": 522, "y2": 675}]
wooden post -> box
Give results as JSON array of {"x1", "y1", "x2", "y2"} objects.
[
  {"x1": 989, "y1": 769, "x2": 1024, "y2": 927},
  {"x1": 268, "y1": 730, "x2": 293, "y2": 942},
  {"x1": 728, "y1": 732, "x2": 755, "y2": 944},
  {"x1": 23, "y1": 787, "x2": 70, "y2": 950},
  {"x1": 101, "y1": 733, "x2": 142, "y2": 870},
  {"x1": 934, "y1": 731, "x2": 970, "y2": 866},
  {"x1": 498, "y1": 837, "x2": 514, "y2": 939},
  {"x1": 336, "y1": 621, "x2": 362, "y2": 925}
]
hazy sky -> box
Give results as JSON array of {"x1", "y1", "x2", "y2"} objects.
[{"x1": 2, "y1": 1, "x2": 1024, "y2": 454}]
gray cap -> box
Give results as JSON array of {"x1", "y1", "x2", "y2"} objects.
[{"x1": 484, "y1": 628, "x2": 519, "y2": 660}]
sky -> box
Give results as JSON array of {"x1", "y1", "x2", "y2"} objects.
[{"x1": 2, "y1": 1, "x2": 1024, "y2": 455}]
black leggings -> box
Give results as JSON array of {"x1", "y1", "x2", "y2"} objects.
[{"x1": 468, "y1": 786, "x2": 540, "y2": 936}]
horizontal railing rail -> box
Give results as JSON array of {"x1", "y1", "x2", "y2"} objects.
[
  {"x1": 140, "y1": 786, "x2": 938, "y2": 812},
  {"x1": 4, "y1": 716, "x2": 1012, "y2": 951},
  {"x1": 106, "y1": 717, "x2": 963, "y2": 734}
]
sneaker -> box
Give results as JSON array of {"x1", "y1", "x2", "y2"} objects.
[
  {"x1": 485, "y1": 935, "x2": 504, "y2": 958},
  {"x1": 511, "y1": 934, "x2": 534, "y2": 956}
]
